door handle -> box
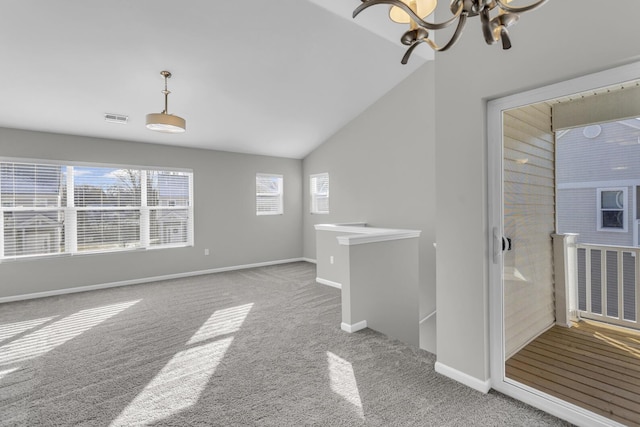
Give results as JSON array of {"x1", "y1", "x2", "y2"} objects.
[
  {"x1": 502, "y1": 237, "x2": 512, "y2": 251},
  {"x1": 493, "y1": 227, "x2": 500, "y2": 264},
  {"x1": 493, "y1": 228, "x2": 512, "y2": 264}
]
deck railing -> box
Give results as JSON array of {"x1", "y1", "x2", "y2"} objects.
[{"x1": 575, "y1": 243, "x2": 640, "y2": 329}]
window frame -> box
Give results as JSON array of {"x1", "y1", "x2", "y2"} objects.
[
  {"x1": 0, "y1": 158, "x2": 194, "y2": 262},
  {"x1": 255, "y1": 173, "x2": 283, "y2": 216},
  {"x1": 596, "y1": 187, "x2": 627, "y2": 232},
  {"x1": 310, "y1": 173, "x2": 329, "y2": 215}
]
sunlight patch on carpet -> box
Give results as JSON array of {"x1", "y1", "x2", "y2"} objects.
[
  {"x1": 111, "y1": 303, "x2": 253, "y2": 425},
  {"x1": 110, "y1": 336, "x2": 234, "y2": 426},
  {"x1": 0, "y1": 316, "x2": 57, "y2": 342},
  {"x1": 327, "y1": 351, "x2": 364, "y2": 419},
  {"x1": 0, "y1": 366, "x2": 19, "y2": 381},
  {"x1": 0, "y1": 300, "x2": 139, "y2": 365},
  {"x1": 188, "y1": 303, "x2": 254, "y2": 344}
]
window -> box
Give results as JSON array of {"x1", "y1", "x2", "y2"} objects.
[
  {"x1": 597, "y1": 187, "x2": 627, "y2": 232},
  {"x1": 0, "y1": 160, "x2": 193, "y2": 261},
  {"x1": 256, "y1": 173, "x2": 283, "y2": 215},
  {"x1": 310, "y1": 173, "x2": 329, "y2": 214}
]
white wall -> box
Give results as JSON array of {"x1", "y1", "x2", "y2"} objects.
[
  {"x1": 0, "y1": 128, "x2": 303, "y2": 299},
  {"x1": 302, "y1": 63, "x2": 437, "y2": 353},
  {"x1": 434, "y1": 0, "x2": 640, "y2": 382}
]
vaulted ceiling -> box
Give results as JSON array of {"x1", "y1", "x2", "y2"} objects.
[{"x1": 0, "y1": 1, "x2": 429, "y2": 159}]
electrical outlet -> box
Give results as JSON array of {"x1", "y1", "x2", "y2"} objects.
[
  {"x1": 330, "y1": 256, "x2": 334, "y2": 264},
  {"x1": 204, "y1": 248, "x2": 210, "y2": 256}
]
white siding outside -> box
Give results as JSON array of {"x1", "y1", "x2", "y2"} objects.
[{"x1": 503, "y1": 104, "x2": 556, "y2": 359}]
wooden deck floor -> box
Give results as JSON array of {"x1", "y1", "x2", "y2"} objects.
[{"x1": 506, "y1": 320, "x2": 640, "y2": 426}]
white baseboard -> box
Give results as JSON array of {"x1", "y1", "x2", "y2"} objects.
[
  {"x1": 0, "y1": 258, "x2": 306, "y2": 304},
  {"x1": 434, "y1": 361, "x2": 491, "y2": 394},
  {"x1": 341, "y1": 320, "x2": 367, "y2": 333},
  {"x1": 316, "y1": 277, "x2": 342, "y2": 289},
  {"x1": 302, "y1": 257, "x2": 317, "y2": 264},
  {"x1": 419, "y1": 310, "x2": 437, "y2": 325}
]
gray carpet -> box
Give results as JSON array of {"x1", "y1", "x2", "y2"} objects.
[{"x1": 0, "y1": 262, "x2": 571, "y2": 426}]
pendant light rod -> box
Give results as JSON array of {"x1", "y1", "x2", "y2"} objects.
[{"x1": 161, "y1": 70, "x2": 172, "y2": 114}]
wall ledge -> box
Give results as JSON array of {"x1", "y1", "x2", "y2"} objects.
[
  {"x1": 0, "y1": 258, "x2": 308, "y2": 304},
  {"x1": 314, "y1": 223, "x2": 421, "y2": 246},
  {"x1": 338, "y1": 230, "x2": 421, "y2": 246}
]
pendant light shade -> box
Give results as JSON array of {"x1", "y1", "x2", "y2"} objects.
[
  {"x1": 146, "y1": 70, "x2": 186, "y2": 134},
  {"x1": 389, "y1": 0, "x2": 437, "y2": 24},
  {"x1": 145, "y1": 112, "x2": 186, "y2": 133}
]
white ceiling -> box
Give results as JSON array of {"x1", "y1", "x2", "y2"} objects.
[{"x1": 0, "y1": 1, "x2": 428, "y2": 159}]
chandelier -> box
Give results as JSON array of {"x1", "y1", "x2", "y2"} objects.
[
  {"x1": 353, "y1": 0, "x2": 548, "y2": 64},
  {"x1": 146, "y1": 70, "x2": 186, "y2": 133}
]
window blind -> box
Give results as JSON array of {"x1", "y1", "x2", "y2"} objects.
[
  {"x1": 1, "y1": 163, "x2": 65, "y2": 257},
  {"x1": 256, "y1": 174, "x2": 283, "y2": 216},
  {"x1": 148, "y1": 171, "x2": 191, "y2": 246},
  {"x1": 0, "y1": 160, "x2": 193, "y2": 260},
  {"x1": 310, "y1": 173, "x2": 329, "y2": 214},
  {"x1": 74, "y1": 167, "x2": 142, "y2": 252}
]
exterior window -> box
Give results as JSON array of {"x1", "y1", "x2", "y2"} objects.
[
  {"x1": 256, "y1": 173, "x2": 283, "y2": 215},
  {"x1": 1, "y1": 163, "x2": 65, "y2": 258},
  {"x1": 147, "y1": 171, "x2": 192, "y2": 247},
  {"x1": 597, "y1": 187, "x2": 627, "y2": 232},
  {"x1": 310, "y1": 173, "x2": 329, "y2": 214},
  {"x1": 0, "y1": 160, "x2": 193, "y2": 261}
]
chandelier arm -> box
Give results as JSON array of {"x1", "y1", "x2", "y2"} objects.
[
  {"x1": 353, "y1": 0, "x2": 463, "y2": 30},
  {"x1": 400, "y1": 13, "x2": 468, "y2": 63},
  {"x1": 401, "y1": 40, "x2": 426, "y2": 64},
  {"x1": 495, "y1": 0, "x2": 548, "y2": 13},
  {"x1": 479, "y1": 7, "x2": 497, "y2": 45},
  {"x1": 500, "y1": 27, "x2": 512, "y2": 49},
  {"x1": 436, "y1": 12, "x2": 468, "y2": 51}
]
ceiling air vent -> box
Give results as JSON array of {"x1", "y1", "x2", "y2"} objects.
[{"x1": 104, "y1": 113, "x2": 129, "y2": 124}]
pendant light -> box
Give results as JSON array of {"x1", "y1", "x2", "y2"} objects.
[{"x1": 146, "y1": 70, "x2": 186, "y2": 133}]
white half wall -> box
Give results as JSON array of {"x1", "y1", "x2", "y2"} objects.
[{"x1": 302, "y1": 63, "x2": 437, "y2": 353}]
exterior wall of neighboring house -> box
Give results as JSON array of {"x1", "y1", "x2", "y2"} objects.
[
  {"x1": 556, "y1": 187, "x2": 636, "y2": 246},
  {"x1": 556, "y1": 120, "x2": 640, "y2": 246}
]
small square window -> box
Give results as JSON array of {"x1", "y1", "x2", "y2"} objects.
[
  {"x1": 597, "y1": 188, "x2": 627, "y2": 232},
  {"x1": 310, "y1": 173, "x2": 329, "y2": 214},
  {"x1": 256, "y1": 173, "x2": 283, "y2": 215}
]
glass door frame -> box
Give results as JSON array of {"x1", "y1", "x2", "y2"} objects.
[{"x1": 488, "y1": 61, "x2": 640, "y2": 427}]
